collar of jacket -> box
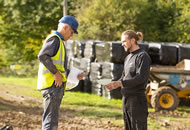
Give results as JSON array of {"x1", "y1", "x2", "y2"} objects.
[{"x1": 55, "y1": 31, "x2": 64, "y2": 40}]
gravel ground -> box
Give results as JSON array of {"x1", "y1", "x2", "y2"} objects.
[{"x1": 0, "y1": 89, "x2": 190, "y2": 130}]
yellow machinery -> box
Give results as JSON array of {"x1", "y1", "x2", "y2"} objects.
[{"x1": 146, "y1": 63, "x2": 190, "y2": 111}]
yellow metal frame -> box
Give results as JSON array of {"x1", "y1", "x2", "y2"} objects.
[{"x1": 177, "y1": 88, "x2": 190, "y2": 98}]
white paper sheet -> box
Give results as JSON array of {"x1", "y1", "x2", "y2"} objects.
[
  {"x1": 97, "y1": 79, "x2": 112, "y2": 86},
  {"x1": 65, "y1": 67, "x2": 83, "y2": 90}
]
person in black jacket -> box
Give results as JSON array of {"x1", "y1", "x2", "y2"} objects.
[{"x1": 105, "y1": 30, "x2": 151, "y2": 130}]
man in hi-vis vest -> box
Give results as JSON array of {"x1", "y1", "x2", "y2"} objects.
[{"x1": 37, "y1": 16, "x2": 83, "y2": 130}]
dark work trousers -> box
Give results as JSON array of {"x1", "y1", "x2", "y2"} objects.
[
  {"x1": 41, "y1": 83, "x2": 65, "y2": 130},
  {"x1": 122, "y1": 94, "x2": 148, "y2": 130}
]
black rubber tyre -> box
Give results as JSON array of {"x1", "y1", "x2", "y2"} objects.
[{"x1": 151, "y1": 86, "x2": 179, "y2": 111}]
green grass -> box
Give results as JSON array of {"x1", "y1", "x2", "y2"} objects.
[
  {"x1": 0, "y1": 75, "x2": 37, "y2": 88},
  {"x1": 62, "y1": 92, "x2": 122, "y2": 118},
  {"x1": 0, "y1": 75, "x2": 41, "y2": 98},
  {"x1": 148, "y1": 119, "x2": 167, "y2": 130},
  {"x1": 0, "y1": 75, "x2": 123, "y2": 126},
  {"x1": 61, "y1": 92, "x2": 124, "y2": 126},
  {"x1": 1, "y1": 75, "x2": 190, "y2": 129},
  {"x1": 177, "y1": 106, "x2": 190, "y2": 116},
  {"x1": 0, "y1": 105, "x2": 13, "y2": 111}
]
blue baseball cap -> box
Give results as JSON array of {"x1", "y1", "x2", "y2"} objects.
[{"x1": 59, "y1": 16, "x2": 79, "y2": 34}]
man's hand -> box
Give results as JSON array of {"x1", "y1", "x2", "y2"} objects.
[
  {"x1": 77, "y1": 72, "x2": 84, "y2": 80},
  {"x1": 105, "y1": 81, "x2": 122, "y2": 91},
  {"x1": 53, "y1": 71, "x2": 63, "y2": 87}
]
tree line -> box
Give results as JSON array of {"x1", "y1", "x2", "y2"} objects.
[{"x1": 0, "y1": 0, "x2": 190, "y2": 71}]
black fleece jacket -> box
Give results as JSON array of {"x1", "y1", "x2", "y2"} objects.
[{"x1": 120, "y1": 49, "x2": 151, "y2": 96}]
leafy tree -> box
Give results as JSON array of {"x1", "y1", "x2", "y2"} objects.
[
  {"x1": 0, "y1": 0, "x2": 94, "y2": 66},
  {"x1": 135, "y1": 0, "x2": 177, "y2": 42},
  {"x1": 172, "y1": 0, "x2": 190, "y2": 43},
  {"x1": 77, "y1": 0, "x2": 145, "y2": 41},
  {"x1": 77, "y1": 0, "x2": 190, "y2": 43},
  {"x1": 0, "y1": 0, "x2": 63, "y2": 65},
  {"x1": 68, "y1": 0, "x2": 92, "y2": 17},
  {"x1": 1, "y1": 0, "x2": 190, "y2": 70}
]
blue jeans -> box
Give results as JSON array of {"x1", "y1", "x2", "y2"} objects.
[{"x1": 41, "y1": 83, "x2": 65, "y2": 130}]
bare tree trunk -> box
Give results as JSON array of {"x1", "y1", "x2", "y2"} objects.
[{"x1": 63, "y1": 0, "x2": 67, "y2": 16}]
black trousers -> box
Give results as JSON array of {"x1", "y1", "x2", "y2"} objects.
[{"x1": 122, "y1": 95, "x2": 148, "y2": 130}]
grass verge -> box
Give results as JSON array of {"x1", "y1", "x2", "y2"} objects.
[{"x1": 1, "y1": 75, "x2": 190, "y2": 129}]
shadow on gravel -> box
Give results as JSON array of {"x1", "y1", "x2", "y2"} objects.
[
  {"x1": 0, "y1": 97, "x2": 41, "y2": 115},
  {"x1": 74, "y1": 108, "x2": 122, "y2": 118},
  {"x1": 66, "y1": 102, "x2": 121, "y2": 109}
]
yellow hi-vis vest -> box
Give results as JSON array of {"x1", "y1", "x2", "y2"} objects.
[{"x1": 37, "y1": 33, "x2": 67, "y2": 90}]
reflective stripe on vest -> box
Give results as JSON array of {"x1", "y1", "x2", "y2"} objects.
[{"x1": 37, "y1": 33, "x2": 67, "y2": 90}]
